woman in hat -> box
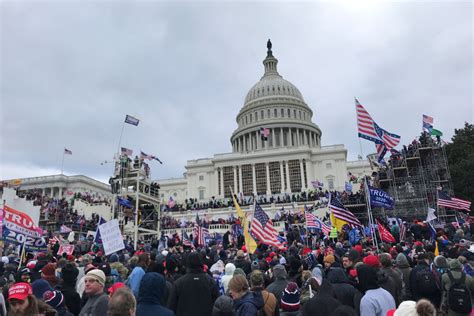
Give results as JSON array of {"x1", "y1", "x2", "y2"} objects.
[{"x1": 7, "y1": 282, "x2": 39, "y2": 316}]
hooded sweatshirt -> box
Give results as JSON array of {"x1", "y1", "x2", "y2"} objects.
[
  {"x1": 221, "y1": 263, "x2": 236, "y2": 294},
  {"x1": 326, "y1": 267, "x2": 358, "y2": 307},
  {"x1": 396, "y1": 253, "x2": 412, "y2": 300},
  {"x1": 136, "y1": 272, "x2": 174, "y2": 316},
  {"x1": 357, "y1": 264, "x2": 395, "y2": 316}
]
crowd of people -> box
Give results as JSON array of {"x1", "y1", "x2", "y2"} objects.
[{"x1": 0, "y1": 214, "x2": 472, "y2": 316}]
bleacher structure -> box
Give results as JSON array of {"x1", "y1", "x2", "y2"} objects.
[
  {"x1": 111, "y1": 155, "x2": 161, "y2": 248},
  {"x1": 377, "y1": 134, "x2": 454, "y2": 222}
]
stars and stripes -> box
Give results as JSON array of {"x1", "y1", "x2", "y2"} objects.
[
  {"x1": 121, "y1": 147, "x2": 133, "y2": 156},
  {"x1": 356, "y1": 99, "x2": 400, "y2": 162},
  {"x1": 193, "y1": 225, "x2": 209, "y2": 247},
  {"x1": 437, "y1": 191, "x2": 471, "y2": 212},
  {"x1": 329, "y1": 195, "x2": 363, "y2": 228},
  {"x1": 182, "y1": 230, "x2": 194, "y2": 248},
  {"x1": 140, "y1": 151, "x2": 163, "y2": 164},
  {"x1": 423, "y1": 114, "x2": 434, "y2": 132},
  {"x1": 250, "y1": 203, "x2": 286, "y2": 250},
  {"x1": 397, "y1": 218, "x2": 406, "y2": 242},
  {"x1": 376, "y1": 219, "x2": 396, "y2": 243},
  {"x1": 305, "y1": 211, "x2": 331, "y2": 236},
  {"x1": 64, "y1": 148, "x2": 72, "y2": 155}
]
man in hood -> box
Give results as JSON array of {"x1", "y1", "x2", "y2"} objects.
[
  {"x1": 357, "y1": 264, "x2": 395, "y2": 316},
  {"x1": 266, "y1": 264, "x2": 289, "y2": 306},
  {"x1": 136, "y1": 272, "x2": 173, "y2": 316},
  {"x1": 221, "y1": 263, "x2": 236, "y2": 294},
  {"x1": 167, "y1": 252, "x2": 218, "y2": 316}
]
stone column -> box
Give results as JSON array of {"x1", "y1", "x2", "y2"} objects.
[
  {"x1": 285, "y1": 161, "x2": 291, "y2": 193},
  {"x1": 266, "y1": 163, "x2": 271, "y2": 195},
  {"x1": 299, "y1": 160, "x2": 306, "y2": 191},
  {"x1": 58, "y1": 187, "x2": 63, "y2": 198},
  {"x1": 220, "y1": 168, "x2": 224, "y2": 198},
  {"x1": 287, "y1": 128, "x2": 292, "y2": 147},
  {"x1": 272, "y1": 128, "x2": 276, "y2": 148},
  {"x1": 233, "y1": 166, "x2": 237, "y2": 193},
  {"x1": 51, "y1": 187, "x2": 55, "y2": 198},
  {"x1": 280, "y1": 127, "x2": 284, "y2": 147},
  {"x1": 280, "y1": 161, "x2": 285, "y2": 193},
  {"x1": 255, "y1": 131, "x2": 259, "y2": 150},
  {"x1": 304, "y1": 130, "x2": 308, "y2": 146},
  {"x1": 252, "y1": 164, "x2": 257, "y2": 195},
  {"x1": 238, "y1": 165, "x2": 243, "y2": 193},
  {"x1": 296, "y1": 129, "x2": 300, "y2": 146},
  {"x1": 42, "y1": 188, "x2": 45, "y2": 195},
  {"x1": 214, "y1": 168, "x2": 220, "y2": 196}
]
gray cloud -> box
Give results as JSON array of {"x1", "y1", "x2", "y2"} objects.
[{"x1": 1, "y1": 1, "x2": 472, "y2": 183}]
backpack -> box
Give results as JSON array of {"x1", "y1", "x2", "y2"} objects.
[
  {"x1": 416, "y1": 267, "x2": 438, "y2": 294},
  {"x1": 447, "y1": 271, "x2": 472, "y2": 314}
]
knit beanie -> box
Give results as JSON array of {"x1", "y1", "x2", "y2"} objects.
[
  {"x1": 43, "y1": 290, "x2": 65, "y2": 308},
  {"x1": 61, "y1": 264, "x2": 79, "y2": 283},
  {"x1": 186, "y1": 252, "x2": 203, "y2": 269},
  {"x1": 280, "y1": 282, "x2": 300, "y2": 312},
  {"x1": 32, "y1": 279, "x2": 53, "y2": 299},
  {"x1": 85, "y1": 269, "x2": 106, "y2": 286},
  {"x1": 433, "y1": 255, "x2": 448, "y2": 269}
]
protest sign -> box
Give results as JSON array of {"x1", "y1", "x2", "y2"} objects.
[
  {"x1": 1, "y1": 206, "x2": 46, "y2": 252},
  {"x1": 98, "y1": 219, "x2": 125, "y2": 255},
  {"x1": 57, "y1": 244, "x2": 74, "y2": 256}
]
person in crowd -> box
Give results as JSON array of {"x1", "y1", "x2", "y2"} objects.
[
  {"x1": 249, "y1": 270, "x2": 277, "y2": 316},
  {"x1": 228, "y1": 274, "x2": 264, "y2": 316},
  {"x1": 107, "y1": 287, "x2": 136, "y2": 316},
  {"x1": 302, "y1": 279, "x2": 340, "y2": 316},
  {"x1": 79, "y1": 269, "x2": 109, "y2": 316},
  {"x1": 326, "y1": 266, "x2": 358, "y2": 308},
  {"x1": 441, "y1": 258, "x2": 474, "y2": 315},
  {"x1": 221, "y1": 263, "x2": 236, "y2": 294},
  {"x1": 357, "y1": 264, "x2": 396, "y2": 316},
  {"x1": 32, "y1": 279, "x2": 53, "y2": 300},
  {"x1": 41, "y1": 263, "x2": 60, "y2": 288},
  {"x1": 7, "y1": 282, "x2": 39, "y2": 316},
  {"x1": 60, "y1": 263, "x2": 81, "y2": 316},
  {"x1": 233, "y1": 250, "x2": 251, "y2": 275},
  {"x1": 43, "y1": 289, "x2": 73, "y2": 316},
  {"x1": 379, "y1": 253, "x2": 403, "y2": 306},
  {"x1": 136, "y1": 272, "x2": 173, "y2": 316},
  {"x1": 395, "y1": 252, "x2": 412, "y2": 300},
  {"x1": 409, "y1": 253, "x2": 442, "y2": 308},
  {"x1": 266, "y1": 264, "x2": 289, "y2": 306},
  {"x1": 168, "y1": 252, "x2": 218, "y2": 316},
  {"x1": 212, "y1": 294, "x2": 234, "y2": 316},
  {"x1": 280, "y1": 281, "x2": 300, "y2": 316},
  {"x1": 127, "y1": 253, "x2": 150, "y2": 297},
  {"x1": 387, "y1": 299, "x2": 437, "y2": 316}
]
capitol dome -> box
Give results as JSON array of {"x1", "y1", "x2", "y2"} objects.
[{"x1": 230, "y1": 40, "x2": 321, "y2": 153}]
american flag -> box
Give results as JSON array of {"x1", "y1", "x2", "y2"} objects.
[
  {"x1": 329, "y1": 195, "x2": 363, "y2": 228},
  {"x1": 121, "y1": 147, "x2": 133, "y2": 156},
  {"x1": 397, "y1": 218, "x2": 406, "y2": 242},
  {"x1": 437, "y1": 191, "x2": 471, "y2": 213},
  {"x1": 422, "y1": 114, "x2": 434, "y2": 132},
  {"x1": 64, "y1": 148, "x2": 72, "y2": 155},
  {"x1": 167, "y1": 197, "x2": 176, "y2": 209},
  {"x1": 181, "y1": 230, "x2": 194, "y2": 248},
  {"x1": 305, "y1": 212, "x2": 331, "y2": 236},
  {"x1": 356, "y1": 98, "x2": 401, "y2": 150},
  {"x1": 140, "y1": 151, "x2": 163, "y2": 164},
  {"x1": 250, "y1": 203, "x2": 286, "y2": 250},
  {"x1": 48, "y1": 236, "x2": 61, "y2": 246},
  {"x1": 376, "y1": 220, "x2": 396, "y2": 243},
  {"x1": 125, "y1": 114, "x2": 140, "y2": 126},
  {"x1": 193, "y1": 225, "x2": 209, "y2": 247}
]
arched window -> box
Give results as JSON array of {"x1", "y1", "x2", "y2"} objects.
[
  {"x1": 281, "y1": 109, "x2": 284, "y2": 117},
  {"x1": 267, "y1": 109, "x2": 271, "y2": 118},
  {"x1": 261, "y1": 110, "x2": 264, "y2": 119},
  {"x1": 294, "y1": 109, "x2": 297, "y2": 118},
  {"x1": 288, "y1": 109, "x2": 291, "y2": 117},
  {"x1": 274, "y1": 109, "x2": 278, "y2": 117}
]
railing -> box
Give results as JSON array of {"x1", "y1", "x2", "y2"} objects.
[{"x1": 160, "y1": 221, "x2": 287, "y2": 236}]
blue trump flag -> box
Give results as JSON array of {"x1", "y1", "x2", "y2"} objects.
[
  {"x1": 94, "y1": 217, "x2": 107, "y2": 243},
  {"x1": 368, "y1": 186, "x2": 395, "y2": 209}
]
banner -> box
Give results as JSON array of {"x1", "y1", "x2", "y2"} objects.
[
  {"x1": 2, "y1": 227, "x2": 47, "y2": 252},
  {"x1": 57, "y1": 244, "x2": 74, "y2": 256},
  {"x1": 368, "y1": 187, "x2": 394, "y2": 209},
  {"x1": 98, "y1": 219, "x2": 125, "y2": 255}
]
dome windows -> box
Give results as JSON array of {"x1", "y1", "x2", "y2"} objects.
[
  {"x1": 281, "y1": 109, "x2": 284, "y2": 117},
  {"x1": 274, "y1": 109, "x2": 278, "y2": 117}
]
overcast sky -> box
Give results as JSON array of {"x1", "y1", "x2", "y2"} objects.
[{"x1": 1, "y1": 0, "x2": 472, "y2": 184}]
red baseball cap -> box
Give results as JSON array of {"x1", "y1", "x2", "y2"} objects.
[
  {"x1": 8, "y1": 282, "x2": 33, "y2": 301},
  {"x1": 108, "y1": 282, "x2": 125, "y2": 296},
  {"x1": 363, "y1": 254, "x2": 380, "y2": 268}
]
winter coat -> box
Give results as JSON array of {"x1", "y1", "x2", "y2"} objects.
[
  {"x1": 266, "y1": 279, "x2": 289, "y2": 306},
  {"x1": 234, "y1": 258, "x2": 252, "y2": 275},
  {"x1": 221, "y1": 263, "x2": 236, "y2": 294},
  {"x1": 302, "y1": 280, "x2": 340, "y2": 316},
  {"x1": 168, "y1": 269, "x2": 219, "y2": 316},
  {"x1": 409, "y1": 261, "x2": 442, "y2": 308},
  {"x1": 234, "y1": 291, "x2": 264, "y2": 316},
  {"x1": 326, "y1": 267, "x2": 358, "y2": 308},
  {"x1": 441, "y1": 260, "x2": 474, "y2": 316},
  {"x1": 395, "y1": 253, "x2": 412, "y2": 301},
  {"x1": 380, "y1": 267, "x2": 403, "y2": 305},
  {"x1": 59, "y1": 283, "x2": 81, "y2": 316},
  {"x1": 136, "y1": 272, "x2": 174, "y2": 316}
]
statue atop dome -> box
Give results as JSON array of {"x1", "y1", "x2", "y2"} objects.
[{"x1": 267, "y1": 39, "x2": 272, "y2": 56}]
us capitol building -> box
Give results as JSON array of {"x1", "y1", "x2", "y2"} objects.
[{"x1": 159, "y1": 41, "x2": 370, "y2": 203}]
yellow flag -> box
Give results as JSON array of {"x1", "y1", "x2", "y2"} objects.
[
  {"x1": 330, "y1": 211, "x2": 348, "y2": 232},
  {"x1": 232, "y1": 195, "x2": 257, "y2": 254},
  {"x1": 434, "y1": 240, "x2": 439, "y2": 256}
]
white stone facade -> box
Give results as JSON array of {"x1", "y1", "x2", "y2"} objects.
[{"x1": 158, "y1": 42, "x2": 371, "y2": 202}]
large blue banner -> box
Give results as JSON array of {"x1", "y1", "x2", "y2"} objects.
[{"x1": 369, "y1": 186, "x2": 395, "y2": 209}]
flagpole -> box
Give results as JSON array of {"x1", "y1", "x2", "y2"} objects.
[
  {"x1": 60, "y1": 150, "x2": 65, "y2": 175},
  {"x1": 363, "y1": 177, "x2": 378, "y2": 250},
  {"x1": 117, "y1": 121, "x2": 126, "y2": 158}
]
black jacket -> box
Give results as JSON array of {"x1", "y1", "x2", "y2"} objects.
[
  {"x1": 137, "y1": 272, "x2": 174, "y2": 316},
  {"x1": 234, "y1": 258, "x2": 252, "y2": 275},
  {"x1": 60, "y1": 283, "x2": 81, "y2": 316},
  {"x1": 168, "y1": 269, "x2": 219, "y2": 316},
  {"x1": 326, "y1": 267, "x2": 359, "y2": 308}
]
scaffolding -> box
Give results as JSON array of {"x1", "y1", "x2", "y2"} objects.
[
  {"x1": 111, "y1": 155, "x2": 161, "y2": 248},
  {"x1": 377, "y1": 133, "x2": 455, "y2": 222}
]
